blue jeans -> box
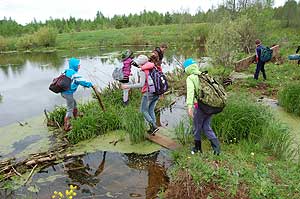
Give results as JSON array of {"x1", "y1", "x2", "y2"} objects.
[
  {"x1": 140, "y1": 93, "x2": 159, "y2": 128},
  {"x1": 193, "y1": 105, "x2": 217, "y2": 141}
]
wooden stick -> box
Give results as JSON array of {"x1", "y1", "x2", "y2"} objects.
[
  {"x1": 92, "y1": 87, "x2": 106, "y2": 112},
  {"x1": 11, "y1": 167, "x2": 22, "y2": 177},
  {"x1": 24, "y1": 164, "x2": 37, "y2": 185},
  {"x1": 44, "y1": 109, "x2": 50, "y2": 121}
]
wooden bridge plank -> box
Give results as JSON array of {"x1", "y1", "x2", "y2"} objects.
[{"x1": 146, "y1": 128, "x2": 181, "y2": 150}]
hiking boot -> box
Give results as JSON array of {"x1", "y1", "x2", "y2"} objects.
[
  {"x1": 73, "y1": 108, "x2": 78, "y2": 119},
  {"x1": 64, "y1": 117, "x2": 71, "y2": 132},
  {"x1": 150, "y1": 127, "x2": 159, "y2": 136},
  {"x1": 191, "y1": 140, "x2": 202, "y2": 155},
  {"x1": 123, "y1": 100, "x2": 129, "y2": 106},
  {"x1": 210, "y1": 138, "x2": 221, "y2": 155}
]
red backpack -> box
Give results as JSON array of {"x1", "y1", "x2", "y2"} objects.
[{"x1": 49, "y1": 73, "x2": 71, "y2": 93}]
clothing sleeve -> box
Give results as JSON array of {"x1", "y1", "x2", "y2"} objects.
[
  {"x1": 186, "y1": 76, "x2": 195, "y2": 109},
  {"x1": 126, "y1": 71, "x2": 146, "y2": 89},
  {"x1": 141, "y1": 63, "x2": 154, "y2": 71},
  {"x1": 74, "y1": 75, "x2": 93, "y2": 88}
]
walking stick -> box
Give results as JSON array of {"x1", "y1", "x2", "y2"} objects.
[{"x1": 92, "y1": 86, "x2": 106, "y2": 112}]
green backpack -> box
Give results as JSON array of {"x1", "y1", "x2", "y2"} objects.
[
  {"x1": 260, "y1": 46, "x2": 273, "y2": 62},
  {"x1": 196, "y1": 73, "x2": 227, "y2": 112}
]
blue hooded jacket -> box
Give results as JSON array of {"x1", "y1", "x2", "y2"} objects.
[{"x1": 62, "y1": 58, "x2": 93, "y2": 95}]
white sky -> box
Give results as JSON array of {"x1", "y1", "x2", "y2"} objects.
[{"x1": 0, "y1": 0, "x2": 287, "y2": 25}]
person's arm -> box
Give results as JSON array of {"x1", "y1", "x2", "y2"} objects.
[
  {"x1": 123, "y1": 71, "x2": 146, "y2": 89},
  {"x1": 74, "y1": 74, "x2": 93, "y2": 88},
  {"x1": 186, "y1": 76, "x2": 195, "y2": 118},
  {"x1": 141, "y1": 62, "x2": 154, "y2": 71}
]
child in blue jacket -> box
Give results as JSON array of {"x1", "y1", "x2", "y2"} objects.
[{"x1": 61, "y1": 57, "x2": 94, "y2": 131}]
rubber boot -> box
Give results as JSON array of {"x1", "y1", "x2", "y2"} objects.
[
  {"x1": 191, "y1": 140, "x2": 202, "y2": 154},
  {"x1": 210, "y1": 138, "x2": 221, "y2": 155},
  {"x1": 73, "y1": 108, "x2": 78, "y2": 119},
  {"x1": 64, "y1": 117, "x2": 71, "y2": 132}
]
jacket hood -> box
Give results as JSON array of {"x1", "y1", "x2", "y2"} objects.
[
  {"x1": 69, "y1": 58, "x2": 80, "y2": 71},
  {"x1": 185, "y1": 63, "x2": 201, "y2": 75}
]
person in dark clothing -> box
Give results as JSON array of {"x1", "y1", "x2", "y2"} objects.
[
  {"x1": 296, "y1": 46, "x2": 300, "y2": 66},
  {"x1": 149, "y1": 43, "x2": 168, "y2": 67},
  {"x1": 254, "y1": 39, "x2": 267, "y2": 80}
]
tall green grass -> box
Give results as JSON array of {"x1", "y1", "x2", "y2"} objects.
[
  {"x1": 121, "y1": 107, "x2": 146, "y2": 144},
  {"x1": 212, "y1": 93, "x2": 293, "y2": 159},
  {"x1": 278, "y1": 83, "x2": 300, "y2": 116},
  {"x1": 68, "y1": 103, "x2": 122, "y2": 144},
  {"x1": 174, "y1": 119, "x2": 193, "y2": 145},
  {"x1": 48, "y1": 85, "x2": 149, "y2": 144}
]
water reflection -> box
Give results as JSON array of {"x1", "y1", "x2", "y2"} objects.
[
  {"x1": 123, "y1": 152, "x2": 169, "y2": 199},
  {"x1": 0, "y1": 151, "x2": 169, "y2": 199}
]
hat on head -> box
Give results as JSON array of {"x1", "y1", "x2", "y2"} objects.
[
  {"x1": 134, "y1": 55, "x2": 148, "y2": 66},
  {"x1": 183, "y1": 58, "x2": 196, "y2": 69},
  {"x1": 69, "y1": 57, "x2": 80, "y2": 71},
  {"x1": 121, "y1": 49, "x2": 133, "y2": 61}
]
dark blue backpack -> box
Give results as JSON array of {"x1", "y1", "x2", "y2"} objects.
[
  {"x1": 149, "y1": 67, "x2": 168, "y2": 95},
  {"x1": 260, "y1": 47, "x2": 273, "y2": 62}
]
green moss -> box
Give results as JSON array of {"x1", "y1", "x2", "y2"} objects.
[
  {"x1": 0, "y1": 116, "x2": 51, "y2": 160},
  {"x1": 68, "y1": 130, "x2": 161, "y2": 155}
]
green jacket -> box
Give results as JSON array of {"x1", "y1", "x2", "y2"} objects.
[{"x1": 185, "y1": 63, "x2": 201, "y2": 109}]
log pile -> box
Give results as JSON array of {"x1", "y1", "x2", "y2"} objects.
[{"x1": 0, "y1": 140, "x2": 85, "y2": 182}]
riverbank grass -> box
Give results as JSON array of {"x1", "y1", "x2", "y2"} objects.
[{"x1": 166, "y1": 92, "x2": 298, "y2": 198}]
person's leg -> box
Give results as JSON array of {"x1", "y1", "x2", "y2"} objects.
[
  {"x1": 62, "y1": 93, "x2": 75, "y2": 131},
  {"x1": 254, "y1": 62, "x2": 262, "y2": 80},
  {"x1": 148, "y1": 94, "x2": 159, "y2": 127},
  {"x1": 191, "y1": 106, "x2": 204, "y2": 154},
  {"x1": 260, "y1": 62, "x2": 266, "y2": 80},
  {"x1": 202, "y1": 114, "x2": 221, "y2": 155},
  {"x1": 140, "y1": 94, "x2": 156, "y2": 128},
  {"x1": 120, "y1": 79, "x2": 130, "y2": 105},
  {"x1": 73, "y1": 99, "x2": 78, "y2": 118},
  {"x1": 123, "y1": 89, "x2": 129, "y2": 105}
]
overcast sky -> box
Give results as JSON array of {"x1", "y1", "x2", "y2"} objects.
[{"x1": 1, "y1": 0, "x2": 287, "y2": 25}]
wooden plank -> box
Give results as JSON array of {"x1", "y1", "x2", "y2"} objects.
[
  {"x1": 235, "y1": 45, "x2": 280, "y2": 72},
  {"x1": 146, "y1": 130, "x2": 181, "y2": 150}
]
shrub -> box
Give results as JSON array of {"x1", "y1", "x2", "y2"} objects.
[
  {"x1": 16, "y1": 34, "x2": 34, "y2": 50},
  {"x1": 206, "y1": 16, "x2": 257, "y2": 66},
  {"x1": 278, "y1": 83, "x2": 300, "y2": 116},
  {"x1": 206, "y1": 18, "x2": 239, "y2": 67},
  {"x1": 0, "y1": 36, "x2": 8, "y2": 51},
  {"x1": 33, "y1": 27, "x2": 57, "y2": 47}
]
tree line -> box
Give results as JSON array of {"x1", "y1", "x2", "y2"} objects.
[{"x1": 0, "y1": 0, "x2": 299, "y2": 38}]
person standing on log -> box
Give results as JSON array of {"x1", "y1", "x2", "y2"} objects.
[{"x1": 254, "y1": 39, "x2": 267, "y2": 81}]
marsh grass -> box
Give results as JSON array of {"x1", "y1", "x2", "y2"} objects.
[
  {"x1": 174, "y1": 119, "x2": 193, "y2": 145},
  {"x1": 121, "y1": 107, "x2": 146, "y2": 144},
  {"x1": 278, "y1": 83, "x2": 300, "y2": 116},
  {"x1": 212, "y1": 93, "x2": 293, "y2": 159},
  {"x1": 48, "y1": 106, "x2": 66, "y2": 126}
]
